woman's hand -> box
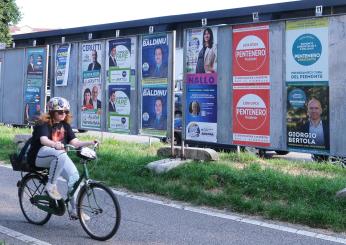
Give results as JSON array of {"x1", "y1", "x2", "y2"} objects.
[{"x1": 54, "y1": 142, "x2": 64, "y2": 150}]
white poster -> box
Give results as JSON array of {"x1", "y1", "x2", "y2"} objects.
[{"x1": 286, "y1": 18, "x2": 329, "y2": 83}]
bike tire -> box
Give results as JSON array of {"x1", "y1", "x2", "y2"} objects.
[
  {"x1": 18, "y1": 174, "x2": 52, "y2": 225},
  {"x1": 77, "y1": 182, "x2": 121, "y2": 241}
]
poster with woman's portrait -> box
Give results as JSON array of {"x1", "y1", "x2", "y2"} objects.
[
  {"x1": 81, "y1": 82, "x2": 101, "y2": 129},
  {"x1": 186, "y1": 27, "x2": 218, "y2": 74},
  {"x1": 287, "y1": 84, "x2": 329, "y2": 153},
  {"x1": 81, "y1": 42, "x2": 103, "y2": 130}
]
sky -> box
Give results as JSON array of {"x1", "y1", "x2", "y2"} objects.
[{"x1": 16, "y1": 0, "x2": 297, "y2": 29}]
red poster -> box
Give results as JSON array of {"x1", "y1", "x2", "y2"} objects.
[
  {"x1": 232, "y1": 86, "x2": 270, "y2": 146},
  {"x1": 233, "y1": 24, "x2": 269, "y2": 84},
  {"x1": 232, "y1": 24, "x2": 270, "y2": 146}
]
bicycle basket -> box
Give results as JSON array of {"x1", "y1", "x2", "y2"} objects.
[{"x1": 9, "y1": 153, "x2": 32, "y2": 172}]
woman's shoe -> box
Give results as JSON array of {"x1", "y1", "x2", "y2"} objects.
[{"x1": 45, "y1": 183, "x2": 62, "y2": 200}]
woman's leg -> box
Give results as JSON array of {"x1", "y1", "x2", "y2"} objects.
[
  {"x1": 35, "y1": 146, "x2": 68, "y2": 199},
  {"x1": 60, "y1": 158, "x2": 80, "y2": 213}
]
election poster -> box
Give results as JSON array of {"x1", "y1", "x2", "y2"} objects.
[
  {"x1": 142, "y1": 33, "x2": 168, "y2": 82},
  {"x1": 24, "y1": 48, "x2": 46, "y2": 124},
  {"x1": 185, "y1": 27, "x2": 218, "y2": 142},
  {"x1": 81, "y1": 42, "x2": 103, "y2": 129},
  {"x1": 232, "y1": 85, "x2": 270, "y2": 146},
  {"x1": 286, "y1": 18, "x2": 329, "y2": 153},
  {"x1": 286, "y1": 18, "x2": 328, "y2": 83},
  {"x1": 232, "y1": 24, "x2": 269, "y2": 84},
  {"x1": 287, "y1": 84, "x2": 329, "y2": 153},
  {"x1": 185, "y1": 73, "x2": 217, "y2": 142},
  {"x1": 55, "y1": 44, "x2": 71, "y2": 86},
  {"x1": 108, "y1": 84, "x2": 131, "y2": 132},
  {"x1": 141, "y1": 33, "x2": 169, "y2": 136},
  {"x1": 141, "y1": 86, "x2": 167, "y2": 136},
  {"x1": 26, "y1": 48, "x2": 45, "y2": 78},
  {"x1": 107, "y1": 38, "x2": 131, "y2": 84},
  {"x1": 186, "y1": 27, "x2": 218, "y2": 74},
  {"x1": 232, "y1": 24, "x2": 270, "y2": 146}
]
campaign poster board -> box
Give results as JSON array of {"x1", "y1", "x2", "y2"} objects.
[
  {"x1": 232, "y1": 24, "x2": 270, "y2": 146},
  {"x1": 286, "y1": 18, "x2": 329, "y2": 153},
  {"x1": 81, "y1": 42, "x2": 103, "y2": 129},
  {"x1": 141, "y1": 33, "x2": 169, "y2": 136},
  {"x1": 185, "y1": 27, "x2": 218, "y2": 142},
  {"x1": 24, "y1": 48, "x2": 46, "y2": 124}
]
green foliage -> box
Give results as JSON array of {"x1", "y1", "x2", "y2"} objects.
[{"x1": 0, "y1": 0, "x2": 21, "y2": 45}]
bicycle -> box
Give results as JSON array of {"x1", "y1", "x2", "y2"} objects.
[{"x1": 11, "y1": 142, "x2": 121, "y2": 241}]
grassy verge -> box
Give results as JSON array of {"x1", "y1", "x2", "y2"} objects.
[{"x1": 1, "y1": 125, "x2": 346, "y2": 231}]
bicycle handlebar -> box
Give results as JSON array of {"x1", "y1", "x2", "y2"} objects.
[{"x1": 65, "y1": 141, "x2": 99, "y2": 151}]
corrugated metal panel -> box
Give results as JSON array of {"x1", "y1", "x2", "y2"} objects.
[{"x1": 2, "y1": 49, "x2": 25, "y2": 124}]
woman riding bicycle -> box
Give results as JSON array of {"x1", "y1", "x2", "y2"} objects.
[{"x1": 27, "y1": 97, "x2": 96, "y2": 218}]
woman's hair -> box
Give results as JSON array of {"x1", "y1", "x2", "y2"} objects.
[
  {"x1": 38, "y1": 111, "x2": 72, "y2": 126},
  {"x1": 203, "y1": 28, "x2": 214, "y2": 49},
  {"x1": 83, "y1": 88, "x2": 92, "y2": 105},
  {"x1": 189, "y1": 101, "x2": 200, "y2": 115}
]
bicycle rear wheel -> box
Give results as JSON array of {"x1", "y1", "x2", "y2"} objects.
[
  {"x1": 77, "y1": 182, "x2": 121, "y2": 241},
  {"x1": 18, "y1": 174, "x2": 52, "y2": 225}
]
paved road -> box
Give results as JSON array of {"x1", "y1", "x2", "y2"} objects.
[{"x1": 1, "y1": 164, "x2": 345, "y2": 245}]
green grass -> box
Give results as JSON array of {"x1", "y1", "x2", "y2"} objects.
[{"x1": 1, "y1": 124, "x2": 346, "y2": 231}]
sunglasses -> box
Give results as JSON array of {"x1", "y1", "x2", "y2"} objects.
[{"x1": 55, "y1": 111, "x2": 69, "y2": 115}]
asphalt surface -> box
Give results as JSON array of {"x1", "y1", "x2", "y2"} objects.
[{"x1": 0, "y1": 164, "x2": 345, "y2": 245}]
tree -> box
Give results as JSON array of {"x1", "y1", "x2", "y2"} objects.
[{"x1": 0, "y1": 0, "x2": 21, "y2": 46}]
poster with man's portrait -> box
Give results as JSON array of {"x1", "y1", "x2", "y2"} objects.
[
  {"x1": 287, "y1": 84, "x2": 329, "y2": 152},
  {"x1": 26, "y1": 48, "x2": 45, "y2": 77},
  {"x1": 141, "y1": 34, "x2": 169, "y2": 80},
  {"x1": 108, "y1": 84, "x2": 131, "y2": 133},
  {"x1": 107, "y1": 38, "x2": 131, "y2": 84},
  {"x1": 141, "y1": 87, "x2": 167, "y2": 136}
]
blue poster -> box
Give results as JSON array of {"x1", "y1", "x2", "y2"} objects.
[
  {"x1": 24, "y1": 86, "x2": 41, "y2": 124},
  {"x1": 185, "y1": 73, "x2": 217, "y2": 142},
  {"x1": 142, "y1": 34, "x2": 168, "y2": 79},
  {"x1": 142, "y1": 87, "x2": 167, "y2": 134}
]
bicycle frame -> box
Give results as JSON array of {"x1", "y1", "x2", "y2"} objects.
[
  {"x1": 25, "y1": 157, "x2": 94, "y2": 216},
  {"x1": 65, "y1": 159, "x2": 90, "y2": 205}
]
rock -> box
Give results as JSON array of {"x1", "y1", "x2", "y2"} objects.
[
  {"x1": 146, "y1": 158, "x2": 192, "y2": 174},
  {"x1": 157, "y1": 146, "x2": 219, "y2": 161}
]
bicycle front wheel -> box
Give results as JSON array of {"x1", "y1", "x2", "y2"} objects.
[
  {"x1": 18, "y1": 174, "x2": 52, "y2": 225},
  {"x1": 77, "y1": 182, "x2": 121, "y2": 241}
]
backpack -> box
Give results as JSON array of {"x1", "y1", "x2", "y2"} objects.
[{"x1": 10, "y1": 137, "x2": 33, "y2": 172}]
